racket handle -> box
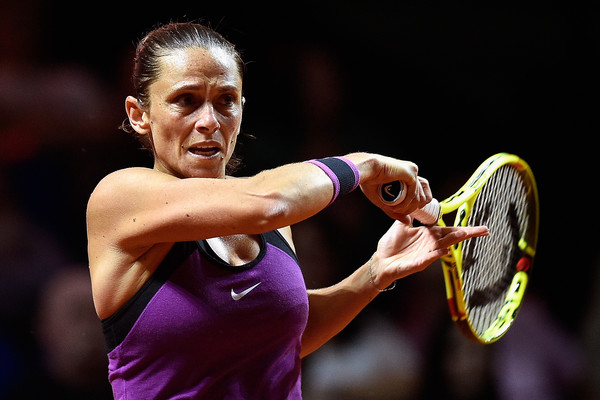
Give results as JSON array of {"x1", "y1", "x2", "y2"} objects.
[
  {"x1": 411, "y1": 199, "x2": 441, "y2": 225},
  {"x1": 378, "y1": 182, "x2": 441, "y2": 225}
]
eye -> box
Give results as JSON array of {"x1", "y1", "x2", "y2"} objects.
[
  {"x1": 173, "y1": 93, "x2": 197, "y2": 108},
  {"x1": 218, "y1": 93, "x2": 237, "y2": 107}
]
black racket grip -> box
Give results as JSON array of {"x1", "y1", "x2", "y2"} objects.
[{"x1": 378, "y1": 182, "x2": 441, "y2": 225}]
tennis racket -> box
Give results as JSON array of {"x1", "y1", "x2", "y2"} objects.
[{"x1": 379, "y1": 153, "x2": 539, "y2": 344}]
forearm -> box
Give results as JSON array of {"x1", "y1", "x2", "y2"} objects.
[
  {"x1": 245, "y1": 161, "x2": 335, "y2": 226},
  {"x1": 300, "y1": 259, "x2": 380, "y2": 358},
  {"x1": 241, "y1": 152, "x2": 379, "y2": 231}
]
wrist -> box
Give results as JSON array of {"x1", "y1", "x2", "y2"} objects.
[
  {"x1": 367, "y1": 255, "x2": 396, "y2": 293},
  {"x1": 343, "y1": 153, "x2": 377, "y2": 185},
  {"x1": 305, "y1": 156, "x2": 360, "y2": 206}
]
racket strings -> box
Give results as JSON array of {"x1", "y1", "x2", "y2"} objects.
[{"x1": 461, "y1": 165, "x2": 532, "y2": 336}]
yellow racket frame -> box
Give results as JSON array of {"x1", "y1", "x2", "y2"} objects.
[{"x1": 437, "y1": 153, "x2": 539, "y2": 344}]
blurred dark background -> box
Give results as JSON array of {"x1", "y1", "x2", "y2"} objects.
[{"x1": 1, "y1": 1, "x2": 598, "y2": 399}]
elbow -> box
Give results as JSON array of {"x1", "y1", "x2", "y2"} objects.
[
  {"x1": 240, "y1": 175, "x2": 317, "y2": 233},
  {"x1": 250, "y1": 195, "x2": 293, "y2": 233}
]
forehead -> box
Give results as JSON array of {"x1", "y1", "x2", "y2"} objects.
[{"x1": 155, "y1": 46, "x2": 242, "y2": 91}]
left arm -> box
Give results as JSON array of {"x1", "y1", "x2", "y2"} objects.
[
  {"x1": 301, "y1": 260, "x2": 379, "y2": 358},
  {"x1": 300, "y1": 216, "x2": 489, "y2": 358}
]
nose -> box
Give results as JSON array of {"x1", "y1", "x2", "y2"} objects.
[{"x1": 195, "y1": 102, "x2": 220, "y2": 133}]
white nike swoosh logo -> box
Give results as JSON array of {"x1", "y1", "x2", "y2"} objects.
[{"x1": 231, "y1": 282, "x2": 262, "y2": 301}]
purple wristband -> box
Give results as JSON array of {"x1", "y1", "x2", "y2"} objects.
[
  {"x1": 305, "y1": 157, "x2": 360, "y2": 206},
  {"x1": 336, "y1": 156, "x2": 361, "y2": 191}
]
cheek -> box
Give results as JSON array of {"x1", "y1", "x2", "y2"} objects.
[
  {"x1": 226, "y1": 116, "x2": 242, "y2": 145},
  {"x1": 227, "y1": 133, "x2": 239, "y2": 156},
  {"x1": 150, "y1": 114, "x2": 185, "y2": 142},
  {"x1": 149, "y1": 126, "x2": 180, "y2": 159}
]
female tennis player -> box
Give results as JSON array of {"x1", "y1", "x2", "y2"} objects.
[{"x1": 86, "y1": 22, "x2": 488, "y2": 399}]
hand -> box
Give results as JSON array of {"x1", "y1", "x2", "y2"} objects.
[
  {"x1": 374, "y1": 176, "x2": 434, "y2": 220},
  {"x1": 369, "y1": 216, "x2": 489, "y2": 290},
  {"x1": 351, "y1": 153, "x2": 432, "y2": 217}
]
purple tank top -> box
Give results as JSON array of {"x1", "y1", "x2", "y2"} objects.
[{"x1": 102, "y1": 230, "x2": 308, "y2": 399}]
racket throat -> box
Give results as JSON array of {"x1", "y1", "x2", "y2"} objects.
[{"x1": 442, "y1": 257, "x2": 467, "y2": 321}]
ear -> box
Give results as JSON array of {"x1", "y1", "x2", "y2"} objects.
[{"x1": 125, "y1": 96, "x2": 151, "y2": 135}]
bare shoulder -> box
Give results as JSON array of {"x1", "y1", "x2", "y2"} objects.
[
  {"x1": 89, "y1": 168, "x2": 172, "y2": 202},
  {"x1": 87, "y1": 168, "x2": 173, "y2": 221},
  {"x1": 86, "y1": 167, "x2": 165, "y2": 253},
  {"x1": 85, "y1": 167, "x2": 172, "y2": 263}
]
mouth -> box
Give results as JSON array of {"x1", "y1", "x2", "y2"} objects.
[{"x1": 187, "y1": 145, "x2": 222, "y2": 159}]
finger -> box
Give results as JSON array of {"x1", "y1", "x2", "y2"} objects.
[
  {"x1": 386, "y1": 160, "x2": 417, "y2": 187},
  {"x1": 437, "y1": 225, "x2": 489, "y2": 237},
  {"x1": 404, "y1": 177, "x2": 430, "y2": 211},
  {"x1": 415, "y1": 178, "x2": 425, "y2": 204},
  {"x1": 437, "y1": 225, "x2": 489, "y2": 235},
  {"x1": 437, "y1": 226, "x2": 489, "y2": 248},
  {"x1": 403, "y1": 179, "x2": 418, "y2": 206},
  {"x1": 401, "y1": 161, "x2": 419, "y2": 184},
  {"x1": 396, "y1": 181, "x2": 422, "y2": 214},
  {"x1": 418, "y1": 177, "x2": 433, "y2": 203}
]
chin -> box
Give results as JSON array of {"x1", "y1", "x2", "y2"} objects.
[{"x1": 186, "y1": 165, "x2": 226, "y2": 179}]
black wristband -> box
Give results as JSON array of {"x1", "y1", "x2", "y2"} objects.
[{"x1": 305, "y1": 157, "x2": 360, "y2": 206}]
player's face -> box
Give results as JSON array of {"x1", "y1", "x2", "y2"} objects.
[{"x1": 144, "y1": 46, "x2": 243, "y2": 178}]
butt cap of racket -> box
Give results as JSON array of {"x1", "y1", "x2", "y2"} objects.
[
  {"x1": 378, "y1": 181, "x2": 441, "y2": 225},
  {"x1": 378, "y1": 181, "x2": 406, "y2": 205}
]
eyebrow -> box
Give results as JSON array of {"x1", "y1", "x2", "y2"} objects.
[
  {"x1": 170, "y1": 82, "x2": 241, "y2": 93},
  {"x1": 217, "y1": 85, "x2": 242, "y2": 93}
]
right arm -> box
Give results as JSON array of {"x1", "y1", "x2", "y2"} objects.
[
  {"x1": 86, "y1": 152, "x2": 425, "y2": 250},
  {"x1": 86, "y1": 152, "x2": 426, "y2": 318}
]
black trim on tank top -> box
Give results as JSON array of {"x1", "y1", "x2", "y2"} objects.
[
  {"x1": 196, "y1": 230, "x2": 298, "y2": 271},
  {"x1": 196, "y1": 234, "x2": 267, "y2": 272}
]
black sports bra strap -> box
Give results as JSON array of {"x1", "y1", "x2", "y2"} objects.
[{"x1": 264, "y1": 229, "x2": 299, "y2": 264}]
